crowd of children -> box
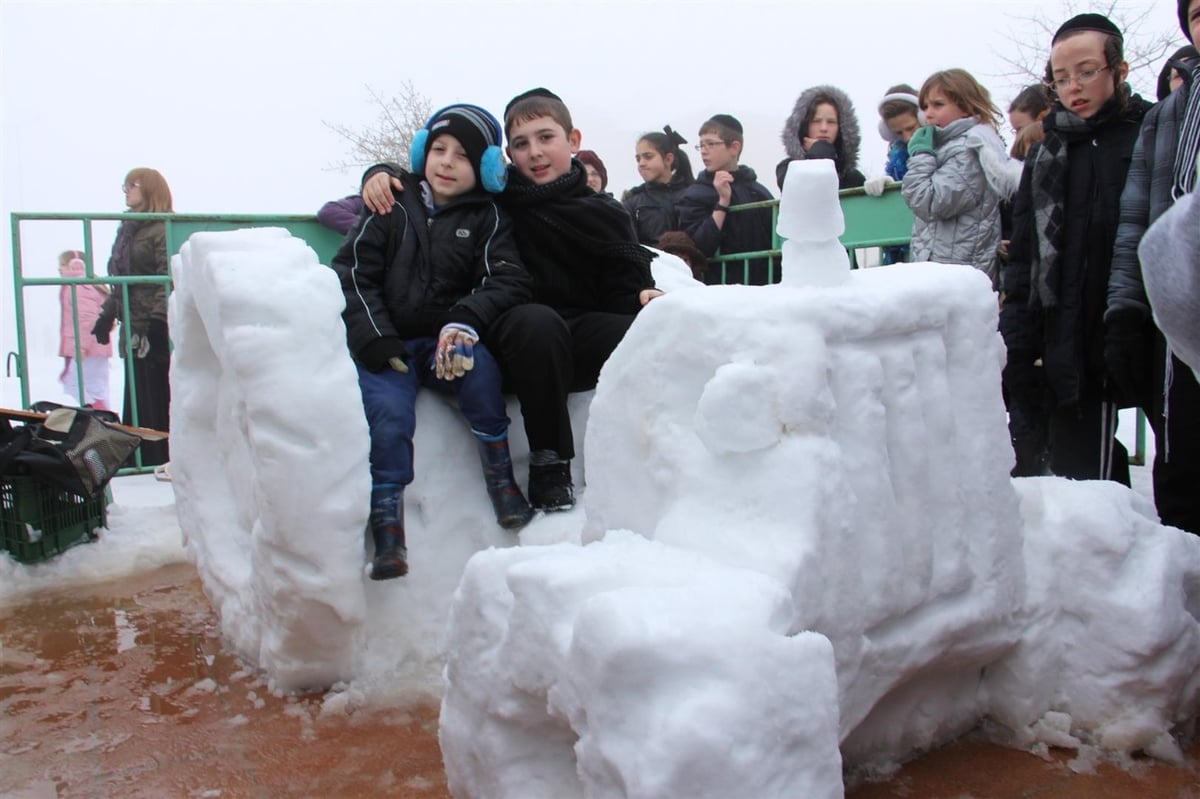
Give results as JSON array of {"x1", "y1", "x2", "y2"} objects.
[{"x1": 310, "y1": 3, "x2": 1200, "y2": 579}]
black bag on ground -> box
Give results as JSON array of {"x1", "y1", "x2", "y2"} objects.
[{"x1": 0, "y1": 407, "x2": 141, "y2": 498}]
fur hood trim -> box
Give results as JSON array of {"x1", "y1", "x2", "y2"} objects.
[{"x1": 781, "y1": 84, "x2": 861, "y2": 176}]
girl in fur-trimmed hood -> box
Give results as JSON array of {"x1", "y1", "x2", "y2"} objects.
[{"x1": 776, "y1": 84, "x2": 865, "y2": 190}]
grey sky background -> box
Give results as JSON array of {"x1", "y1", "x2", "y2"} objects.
[{"x1": 0, "y1": 0, "x2": 1182, "y2": 379}]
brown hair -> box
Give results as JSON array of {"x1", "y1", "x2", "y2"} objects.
[
  {"x1": 919, "y1": 69, "x2": 1002, "y2": 129},
  {"x1": 504, "y1": 95, "x2": 573, "y2": 138},
  {"x1": 124, "y1": 167, "x2": 173, "y2": 212},
  {"x1": 879, "y1": 83, "x2": 920, "y2": 121},
  {"x1": 1011, "y1": 120, "x2": 1045, "y2": 160},
  {"x1": 1008, "y1": 84, "x2": 1051, "y2": 117},
  {"x1": 699, "y1": 118, "x2": 743, "y2": 146}
]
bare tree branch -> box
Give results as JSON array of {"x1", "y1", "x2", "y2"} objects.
[
  {"x1": 991, "y1": 0, "x2": 1179, "y2": 102},
  {"x1": 323, "y1": 81, "x2": 434, "y2": 173}
]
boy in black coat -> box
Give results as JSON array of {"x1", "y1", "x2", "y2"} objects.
[
  {"x1": 675, "y1": 114, "x2": 776, "y2": 285},
  {"x1": 361, "y1": 89, "x2": 660, "y2": 513},
  {"x1": 333, "y1": 103, "x2": 534, "y2": 580}
]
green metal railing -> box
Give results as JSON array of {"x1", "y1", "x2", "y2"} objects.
[
  {"x1": 7, "y1": 212, "x2": 343, "y2": 473},
  {"x1": 709, "y1": 185, "x2": 914, "y2": 283},
  {"x1": 7, "y1": 201, "x2": 1145, "y2": 467}
]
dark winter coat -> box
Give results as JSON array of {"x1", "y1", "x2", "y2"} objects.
[
  {"x1": 99, "y1": 219, "x2": 168, "y2": 355},
  {"x1": 1108, "y1": 76, "x2": 1192, "y2": 321},
  {"x1": 499, "y1": 159, "x2": 656, "y2": 318},
  {"x1": 363, "y1": 160, "x2": 655, "y2": 318},
  {"x1": 1001, "y1": 93, "x2": 1152, "y2": 408},
  {"x1": 675, "y1": 165, "x2": 775, "y2": 285},
  {"x1": 622, "y1": 172, "x2": 692, "y2": 246},
  {"x1": 332, "y1": 171, "x2": 532, "y2": 361},
  {"x1": 776, "y1": 84, "x2": 866, "y2": 190}
]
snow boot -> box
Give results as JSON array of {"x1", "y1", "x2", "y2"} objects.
[
  {"x1": 368, "y1": 483, "x2": 408, "y2": 580},
  {"x1": 528, "y1": 459, "x2": 575, "y2": 512},
  {"x1": 476, "y1": 433, "x2": 534, "y2": 530}
]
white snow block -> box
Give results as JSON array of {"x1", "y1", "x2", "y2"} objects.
[
  {"x1": 983, "y1": 477, "x2": 1200, "y2": 753},
  {"x1": 584, "y1": 263, "x2": 1025, "y2": 765},
  {"x1": 170, "y1": 228, "x2": 368, "y2": 691},
  {"x1": 440, "y1": 532, "x2": 844, "y2": 799},
  {"x1": 777, "y1": 158, "x2": 845, "y2": 242}
]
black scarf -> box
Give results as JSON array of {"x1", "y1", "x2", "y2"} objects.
[
  {"x1": 106, "y1": 219, "x2": 143, "y2": 277},
  {"x1": 1173, "y1": 62, "x2": 1200, "y2": 197},
  {"x1": 502, "y1": 160, "x2": 655, "y2": 312},
  {"x1": 1029, "y1": 94, "x2": 1126, "y2": 308}
]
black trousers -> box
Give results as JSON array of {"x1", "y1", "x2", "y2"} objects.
[
  {"x1": 485, "y1": 304, "x2": 634, "y2": 460},
  {"x1": 1048, "y1": 393, "x2": 1130, "y2": 487},
  {"x1": 122, "y1": 318, "x2": 171, "y2": 467},
  {"x1": 1150, "y1": 349, "x2": 1200, "y2": 535}
]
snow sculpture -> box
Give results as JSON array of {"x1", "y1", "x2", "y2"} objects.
[{"x1": 778, "y1": 158, "x2": 850, "y2": 287}]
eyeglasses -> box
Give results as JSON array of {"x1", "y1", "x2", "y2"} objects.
[
  {"x1": 694, "y1": 139, "x2": 727, "y2": 152},
  {"x1": 121, "y1": 182, "x2": 140, "y2": 192},
  {"x1": 1045, "y1": 65, "x2": 1111, "y2": 93}
]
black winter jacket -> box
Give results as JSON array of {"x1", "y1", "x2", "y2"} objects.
[
  {"x1": 675, "y1": 166, "x2": 775, "y2": 285},
  {"x1": 1001, "y1": 94, "x2": 1151, "y2": 408},
  {"x1": 332, "y1": 172, "x2": 532, "y2": 361},
  {"x1": 622, "y1": 172, "x2": 693, "y2": 246}
]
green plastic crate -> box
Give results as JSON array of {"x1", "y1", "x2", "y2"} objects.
[{"x1": 0, "y1": 476, "x2": 107, "y2": 563}]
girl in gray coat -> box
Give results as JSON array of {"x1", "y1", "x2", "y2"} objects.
[{"x1": 901, "y1": 69, "x2": 1022, "y2": 288}]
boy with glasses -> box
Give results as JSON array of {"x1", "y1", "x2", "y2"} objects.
[
  {"x1": 999, "y1": 13, "x2": 1152, "y2": 486},
  {"x1": 1105, "y1": 0, "x2": 1200, "y2": 534},
  {"x1": 675, "y1": 114, "x2": 775, "y2": 285}
]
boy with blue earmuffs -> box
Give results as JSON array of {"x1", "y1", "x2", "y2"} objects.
[{"x1": 331, "y1": 103, "x2": 535, "y2": 581}]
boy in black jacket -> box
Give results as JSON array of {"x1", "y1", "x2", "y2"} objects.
[
  {"x1": 675, "y1": 114, "x2": 775, "y2": 285},
  {"x1": 333, "y1": 103, "x2": 534, "y2": 580},
  {"x1": 362, "y1": 88, "x2": 661, "y2": 514}
]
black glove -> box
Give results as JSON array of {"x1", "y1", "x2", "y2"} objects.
[
  {"x1": 358, "y1": 337, "x2": 409, "y2": 374},
  {"x1": 1104, "y1": 310, "x2": 1150, "y2": 408},
  {"x1": 92, "y1": 311, "x2": 116, "y2": 345}
]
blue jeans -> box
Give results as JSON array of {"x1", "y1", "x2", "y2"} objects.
[{"x1": 356, "y1": 337, "x2": 508, "y2": 486}]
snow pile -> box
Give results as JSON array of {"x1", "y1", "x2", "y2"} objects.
[
  {"x1": 440, "y1": 534, "x2": 842, "y2": 799},
  {"x1": 171, "y1": 227, "x2": 370, "y2": 690},
  {"x1": 985, "y1": 477, "x2": 1200, "y2": 757}
]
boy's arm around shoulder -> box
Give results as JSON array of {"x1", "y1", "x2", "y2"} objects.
[
  {"x1": 330, "y1": 206, "x2": 402, "y2": 357},
  {"x1": 449, "y1": 204, "x2": 533, "y2": 336}
]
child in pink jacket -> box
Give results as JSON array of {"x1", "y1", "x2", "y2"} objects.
[{"x1": 58, "y1": 250, "x2": 112, "y2": 409}]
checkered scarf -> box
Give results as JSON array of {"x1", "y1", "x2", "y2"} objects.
[
  {"x1": 1029, "y1": 98, "x2": 1122, "y2": 307},
  {"x1": 1172, "y1": 62, "x2": 1200, "y2": 198}
]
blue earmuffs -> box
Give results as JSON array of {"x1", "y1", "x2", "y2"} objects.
[{"x1": 411, "y1": 104, "x2": 508, "y2": 194}]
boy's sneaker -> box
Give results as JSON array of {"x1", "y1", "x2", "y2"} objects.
[{"x1": 529, "y1": 462, "x2": 575, "y2": 511}]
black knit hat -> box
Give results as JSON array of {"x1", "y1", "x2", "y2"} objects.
[
  {"x1": 411, "y1": 104, "x2": 506, "y2": 193},
  {"x1": 1052, "y1": 12, "x2": 1123, "y2": 44},
  {"x1": 1182, "y1": 0, "x2": 1195, "y2": 39},
  {"x1": 504, "y1": 87, "x2": 563, "y2": 120}
]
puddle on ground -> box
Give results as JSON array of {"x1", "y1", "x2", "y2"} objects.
[{"x1": 0, "y1": 563, "x2": 448, "y2": 798}]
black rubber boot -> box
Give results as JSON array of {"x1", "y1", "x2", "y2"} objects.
[
  {"x1": 369, "y1": 484, "x2": 408, "y2": 580},
  {"x1": 528, "y1": 461, "x2": 575, "y2": 512},
  {"x1": 476, "y1": 435, "x2": 534, "y2": 530}
]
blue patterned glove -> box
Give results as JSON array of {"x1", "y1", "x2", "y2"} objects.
[{"x1": 907, "y1": 126, "x2": 935, "y2": 157}]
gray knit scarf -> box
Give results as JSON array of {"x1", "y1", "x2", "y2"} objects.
[{"x1": 1172, "y1": 62, "x2": 1200, "y2": 198}]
